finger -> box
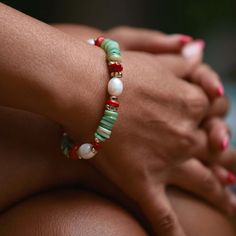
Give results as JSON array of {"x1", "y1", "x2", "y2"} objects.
[
  {"x1": 191, "y1": 125, "x2": 231, "y2": 163},
  {"x1": 206, "y1": 96, "x2": 230, "y2": 118},
  {"x1": 170, "y1": 159, "x2": 236, "y2": 215},
  {"x1": 156, "y1": 40, "x2": 205, "y2": 78},
  {"x1": 107, "y1": 26, "x2": 193, "y2": 52},
  {"x1": 190, "y1": 128, "x2": 209, "y2": 161},
  {"x1": 217, "y1": 148, "x2": 236, "y2": 173},
  {"x1": 190, "y1": 63, "x2": 225, "y2": 100},
  {"x1": 138, "y1": 186, "x2": 186, "y2": 236},
  {"x1": 210, "y1": 164, "x2": 236, "y2": 186},
  {"x1": 203, "y1": 118, "x2": 231, "y2": 152}
]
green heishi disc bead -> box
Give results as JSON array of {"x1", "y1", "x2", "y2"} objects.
[
  {"x1": 96, "y1": 129, "x2": 110, "y2": 139},
  {"x1": 100, "y1": 123, "x2": 113, "y2": 131},
  {"x1": 98, "y1": 126, "x2": 112, "y2": 135},
  {"x1": 107, "y1": 49, "x2": 121, "y2": 55},
  {"x1": 102, "y1": 116, "x2": 117, "y2": 125},
  {"x1": 107, "y1": 54, "x2": 122, "y2": 62},
  {"x1": 100, "y1": 120, "x2": 113, "y2": 129},
  {"x1": 101, "y1": 39, "x2": 111, "y2": 50},
  {"x1": 104, "y1": 41, "x2": 119, "y2": 51},
  {"x1": 63, "y1": 147, "x2": 69, "y2": 157},
  {"x1": 95, "y1": 132, "x2": 106, "y2": 142},
  {"x1": 100, "y1": 118, "x2": 114, "y2": 126},
  {"x1": 104, "y1": 110, "x2": 119, "y2": 118},
  {"x1": 106, "y1": 43, "x2": 120, "y2": 52},
  {"x1": 61, "y1": 139, "x2": 73, "y2": 150}
]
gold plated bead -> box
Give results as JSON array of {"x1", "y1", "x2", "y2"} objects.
[
  {"x1": 110, "y1": 96, "x2": 118, "y2": 101},
  {"x1": 91, "y1": 147, "x2": 97, "y2": 154},
  {"x1": 94, "y1": 137, "x2": 101, "y2": 143},
  {"x1": 106, "y1": 104, "x2": 118, "y2": 111},
  {"x1": 110, "y1": 72, "x2": 123, "y2": 78}
]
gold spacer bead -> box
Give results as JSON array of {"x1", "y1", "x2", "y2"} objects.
[
  {"x1": 110, "y1": 96, "x2": 118, "y2": 101},
  {"x1": 91, "y1": 147, "x2": 97, "y2": 154},
  {"x1": 110, "y1": 72, "x2": 123, "y2": 78},
  {"x1": 106, "y1": 104, "x2": 118, "y2": 112},
  {"x1": 94, "y1": 138, "x2": 100, "y2": 143}
]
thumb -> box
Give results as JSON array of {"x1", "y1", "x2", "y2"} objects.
[
  {"x1": 138, "y1": 186, "x2": 186, "y2": 236},
  {"x1": 156, "y1": 40, "x2": 205, "y2": 78}
]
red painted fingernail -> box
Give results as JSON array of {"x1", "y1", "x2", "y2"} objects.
[
  {"x1": 221, "y1": 137, "x2": 229, "y2": 151},
  {"x1": 227, "y1": 171, "x2": 236, "y2": 185},
  {"x1": 195, "y1": 39, "x2": 206, "y2": 48},
  {"x1": 179, "y1": 35, "x2": 193, "y2": 44},
  {"x1": 217, "y1": 85, "x2": 224, "y2": 96}
]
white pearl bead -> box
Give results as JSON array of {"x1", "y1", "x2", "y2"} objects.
[
  {"x1": 78, "y1": 143, "x2": 96, "y2": 159},
  {"x1": 87, "y1": 38, "x2": 95, "y2": 45},
  {"x1": 108, "y1": 77, "x2": 123, "y2": 96}
]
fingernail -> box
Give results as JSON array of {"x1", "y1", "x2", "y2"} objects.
[
  {"x1": 182, "y1": 40, "x2": 205, "y2": 59},
  {"x1": 220, "y1": 137, "x2": 229, "y2": 151},
  {"x1": 195, "y1": 39, "x2": 206, "y2": 48},
  {"x1": 179, "y1": 35, "x2": 193, "y2": 44},
  {"x1": 217, "y1": 85, "x2": 224, "y2": 96},
  {"x1": 227, "y1": 171, "x2": 236, "y2": 185}
]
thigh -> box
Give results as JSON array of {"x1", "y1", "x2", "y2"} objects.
[
  {"x1": 0, "y1": 106, "x2": 130, "y2": 212},
  {"x1": 168, "y1": 188, "x2": 236, "y2": 236},
  {"x1": 0, "y1": 107, "x2": 97, "y2": 211},
  {"x1": 0, "y1": 188, "x2": 235, "y2": 236},
  {"x1": 0, "y1": 107, "x2": 235, "y2": 235},
  {"x1": 0, "y1": 189, "x2": 148, "y2": 236}
]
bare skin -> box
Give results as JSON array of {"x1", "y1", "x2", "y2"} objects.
[
  {"x1": 0, "y1": 107, "x2": 235, "y2": 236},
  {"x1": 0, "y1": 100, "x2": 234, "y2": 236},
  {"x1": 0, "y1": 189, "x2": 235, "y2": 236},
  {"x1": 0, "y1": 3, "x2": 235, "y2": 235}
]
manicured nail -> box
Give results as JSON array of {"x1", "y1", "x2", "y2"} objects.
[
  {"x1": 217, "y1": 85, "x2": 224, "y2": 96},
  {"x1": 182, "y1": 40, "x2": 205, "y2": 59},
  {"x1": 179, "y1": 35, "x2": 193, "y2": 44},
  {"x1": 195, "y1": 39, "x2": 206, "y2": 48},
  {"x1": 227, "y1": 171, "x2": 236, "y2": 185},
  {"x1": 221, "y1": 137, "x2": 229, "y2": 151}
]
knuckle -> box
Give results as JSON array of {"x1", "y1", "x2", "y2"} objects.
[
  {"x1": 175, "y1": 126, "x2": 195, "y2": 151},
  {"x1": 184, "y1": 86, "x2": 209, "y2": 119},
  {"x1": 157, "y1": 210, "x2": 177, "y2": 232}
]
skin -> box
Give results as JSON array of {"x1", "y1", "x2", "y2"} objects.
[
  {"x1": 0, "y1": 3, "x2": 235, "y2": 235},
  {"x1": 0, "y1": 108, "x2": 235, "y2": 236},
  {"x1": 0, "y1": 189, "x2": 235, "y2": 236}
]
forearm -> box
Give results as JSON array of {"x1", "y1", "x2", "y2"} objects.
[
  {"x1": 53, "y1": 24, "x2": 104, "y2": 40},
  {"x1": 0, "y1": 3, "x2": 107, "y2": 133}
]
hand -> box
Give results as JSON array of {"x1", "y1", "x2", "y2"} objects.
[
  {"x1": 106, "y1": 26, "x2": 192, "y2": 52},
  {"x1": 61, "y1": 46, "x2": 231, "y2": 236},
  {"x1": 54, "y1": 24, "x2": 225, "y2": 103},
  {"x1": 170, "y1": 86, "x2": 235, "y2": 214}
]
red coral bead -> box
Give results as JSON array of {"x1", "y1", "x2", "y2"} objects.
[
  {"x1": 108, "y1": 63, "x2": 123, "y2": 72},
  {"x1": 69, "y1": 144, "x2": 80, "y2": 160},
  {"x1": 106, "y1": 100, "x2": 120, "y2": 107},
  {"x1": 91, "y1": 140, "x2": 102, "y2": 151},
  {"x1": 95, "y1": 36, "x2": 105, "y2": 47}
]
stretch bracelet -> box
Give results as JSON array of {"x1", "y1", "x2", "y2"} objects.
[{"x1": 61, "y1": 36, "x2": 123, "y2": 160}]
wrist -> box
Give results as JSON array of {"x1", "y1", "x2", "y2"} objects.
[{"x1": 54, "y1": 40, "x2": 110, "y2": 141}]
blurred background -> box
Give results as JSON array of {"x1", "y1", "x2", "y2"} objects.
[{"x1": 2, "y1": 0, "x2": 236, "y2": 145}]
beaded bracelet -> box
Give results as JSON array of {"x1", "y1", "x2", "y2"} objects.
[{"x1": 61, "y1": 36, "x2": 123, "y2": 160}]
